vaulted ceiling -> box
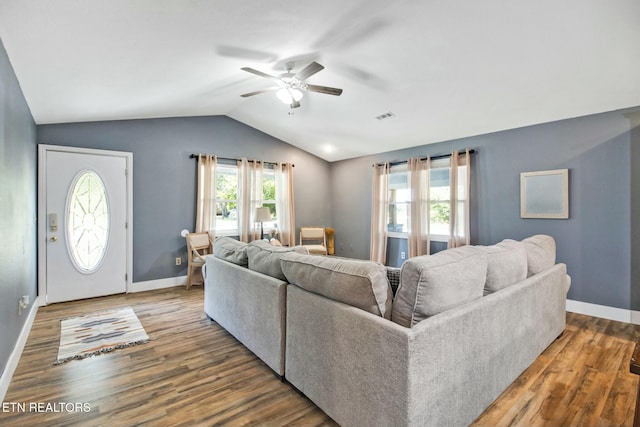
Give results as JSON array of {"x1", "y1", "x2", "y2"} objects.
[{"x1": 1, "y1": 0, "x2": 638, "y2": 161}]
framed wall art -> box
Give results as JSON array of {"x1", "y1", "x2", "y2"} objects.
[{"x1": 520, "y1": 169, "x2": 569, "y2": 219}]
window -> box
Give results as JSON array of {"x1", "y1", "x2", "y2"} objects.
[
  {"x1": 387, "y1": 158, "x2": 467, "y2": 242},
  {"x1": 429, "y1": 161, "x2": 452, "y2": 239},
  {"x1": 387, "y1": 165, "x2": 409, "y2": 233},
  {"x1": 67, "y1": 170, "x2": 110, "y2": 273},
  {"x1": 215, "y1": 164, "x2": 238, "y2": 234},
  {"x1": 214, "y1": 163, "x2": 279, "y2": 236},
  {"x1": 262, "y1": 168, "x2": 277, "y2": 233}
]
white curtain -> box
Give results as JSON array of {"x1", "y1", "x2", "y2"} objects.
[
  {"x1": 370, "y1": 162, "x2": 390, "y2": 263},
  {"x1": 238, "y1": 158, "x2": 264, "y2": 242},
  {"x1": 448, "y1": 149, "x2": 471, "y2": 248},
  {"x1": 195, "y1": 154, "x2": 217, "y2": 240},
  {"x1": 275, "y1": 163, "x2": 296, "y2": 246},
  {"x1": 407, "y1": 156, "x2": 431, "y2": 257}
]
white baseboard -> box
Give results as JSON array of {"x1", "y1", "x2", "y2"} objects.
[
  {"x1": 130, "y1": 275, "x2": 187, "y2": 293},
  {"x1": 0, "y1": 296, "x2": 41, "y2": 402},
  {"x1": 566, "y1": 299, "x2": 640, "y2": 325}
]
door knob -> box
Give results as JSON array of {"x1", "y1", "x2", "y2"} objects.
[{"x1": 50, "y1": 236, "x2": 58, "y2": 242}]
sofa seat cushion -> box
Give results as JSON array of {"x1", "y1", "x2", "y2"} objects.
[
  {"x1": 246, "y1": 240, "x2": 308, "y2": 281},
  {"x1": 522, "y1": 235, "x2": 556, "y2": 276},
  {"x1": 213, "y1": 236, "x2": 248, "y2": 266},
  {"x1": 391, "y1": 246, "x2": 487, "y2": 328},
  {"x1": 482, "y1": 239, "x2": 527, "y2": 294},
  {"x1": 280, "y1": 252, "x2": 393, "y2": 318}
]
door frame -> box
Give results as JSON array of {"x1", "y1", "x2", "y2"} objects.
[{"x1": 37, "y1": 144, "x2": 133, "y2": 305}]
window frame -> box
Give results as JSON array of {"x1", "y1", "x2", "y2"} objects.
[
  {"x1": 386, "y1": 158, "x2": 465, "y2": 243},
  {"x1": 213, "y1": 163, "x2": 279, "y2": 237}
]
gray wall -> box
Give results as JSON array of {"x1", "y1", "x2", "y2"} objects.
[
  {"x1": 0, "y1": 38, "x2": 37, "y2": 377},
  {"x1": 331, "y1": 108, "x2": 640, "y2": 310},
  {"x1": 630, "y1": 112, "x2": 640, "y2": 312},
  {"x1": 37, "y1": 116, "x2": 331, "y2": 283}
]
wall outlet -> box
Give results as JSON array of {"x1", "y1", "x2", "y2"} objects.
[
  {"x1": 401, "y1": 251, "x2": 406, "y2": 260},
  {"x1": 18, "y1": 295, "x2": 29, "y2": 316},
  {"x1": 175, "y1": 257, "x2": 182, "y2": 266}
]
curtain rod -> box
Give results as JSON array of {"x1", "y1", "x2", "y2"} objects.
[
  {"x1": 189, "y1": 154, "x2": 294, "y2": 167},
  {"x1": 373, "y1": 149, "x2": 476, "y2": 167}
]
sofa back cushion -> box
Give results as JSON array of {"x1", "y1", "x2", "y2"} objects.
[
  {"x1": 522, "y1": 235, "x2": 556, "y2": 276},
  {"x1": 280, "y1": 253, "x2": 393, "y2": 319},
  {"x1": 246, "y1": 240, "x2": 308, "y2": 281},
  {"x1": 213, "y1": 236, "x2": 248, "y2": 266},
  {"x1": 482, "y1": 239, "x2": 528, "y2": 294},
  {"x1": 391, "y1": 246, "x2": 487, "y2": 328}
]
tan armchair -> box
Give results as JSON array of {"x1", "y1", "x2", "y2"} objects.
[
  {"x1": 186, "y1": 232, "x2": 212, "y2": 289},
  {"x1": 299, "y1": 227, "x2": 328, "y2": 255}
]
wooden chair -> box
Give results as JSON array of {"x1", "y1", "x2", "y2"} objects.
[
  {"x1": 299, "y1": 227, "x2": 328, "y2": 255},
  {"x1": 186, "y1": 232, "x2": 212, "y2": 289}
]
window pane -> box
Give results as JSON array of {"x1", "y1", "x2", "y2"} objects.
[
  {"x1": 67, "y1": 171, "x2": 110, "y2": 273},
  {"x1": 430, "y1": 167, "x2": 449, "y2": 187},
  {"x1": 430, "y1": 202, "x2": 450, "y2": 235},
  {"x1": 216, "y1": 166, "x2": 238, "y2": 201},
  {"x1": 216, "y1": 165, "x2": 238, "y2": 233},
  {"x1": 216, "y1": 201, "x2": 237, "y2": 228},
  {"x1": 263, "y1": 170, "x2": 277, "y2": 220},
  {"x1": 388, "y1": 202, "x2": 409, "y2": 233},
  {"x1": 263, "y1": 171, "x2": 275, "y2": 202}
]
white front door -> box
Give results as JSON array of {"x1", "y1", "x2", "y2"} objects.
[{"x1": 38, "y1": 145, "x2": 132, "y2": 304}]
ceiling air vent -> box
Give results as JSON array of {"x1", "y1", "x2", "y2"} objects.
[{"x1": 376, "y1": 112, "x2": 395, "y2": 120}]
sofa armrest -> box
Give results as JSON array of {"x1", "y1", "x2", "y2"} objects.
[
  {"x1": 205, "y1": 256, "x2": 288, "y2": 375},
  {"x1": 404, "y1": 263, "x2": 569, "y2": 426}
]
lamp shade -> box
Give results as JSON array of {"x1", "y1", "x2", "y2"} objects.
[{"x1": 255, "y1": 207, "x2": 272, "y2": 222}]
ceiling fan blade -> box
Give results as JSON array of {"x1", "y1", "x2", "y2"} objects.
[
  {"x1": 295, "y1": 62, "x2": 324, "y2": 80},
  {"x1": 241, "y1": 67, "x2": 281, "y2": 82},
  {"x1": 306, "y1": 84, "x2": 343, "y2": 96},
  {"x1": 240, "y1": 87, "x2": 278, "y2": 97}
]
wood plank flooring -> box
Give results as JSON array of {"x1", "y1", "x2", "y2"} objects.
[
  {"x1": 1, "y1": 286, "x2": 639, "y2": 426},
  {"x1": 0, "y1": 287, "x2": 335, "y2": 427},
  {"x1": 472, "y1": 312, "x2": 640, "y2": 427}
]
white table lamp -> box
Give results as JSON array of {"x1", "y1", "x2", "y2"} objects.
[{"x1": 255, "y1": 207, "x2": 271, "y2": 239}]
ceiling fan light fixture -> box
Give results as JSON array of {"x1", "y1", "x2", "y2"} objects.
[{"x1": 276, "y1": 88, "x2": 303, "y2": 105}]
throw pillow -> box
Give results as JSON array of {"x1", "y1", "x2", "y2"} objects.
[
  {"x1": 280, "y1": 252, "x2": 393, "y2": 319},
  {"x1": 482, "y1": 239, "x2": 527, "y2": 294},
  {"x1": 246, "y1": 240, "x2": 308, "y2": 281},
  {"x1": 522, "y1": 235, "x2": 556, "y2": 277},
  {"x1": 213, "y1": 236, "x2": 248, "y2": 266},
  {"x1": 386, "y1": 267, "x2": 401, "y2": 296},
  {"x1": 391, "y1": 246, "x2": 487, "y2": 328}
]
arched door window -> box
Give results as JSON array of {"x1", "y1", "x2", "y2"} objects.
[{"x1": 66, "y1": 170, "x2": 110, "y2": 273}]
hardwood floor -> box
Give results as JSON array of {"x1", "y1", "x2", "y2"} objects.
[
  {"x1": 1, "y1": 287, "x2": 639, "y2": 427},
  {"x1": 0, "y1": 287, "x2": 335, "y2": 427},
  {"x1": 472, "y1": 312, "x2": 640, "y2": 427}
]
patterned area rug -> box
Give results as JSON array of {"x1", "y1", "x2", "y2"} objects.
[{"x1": 55, "y1": 306, "x2": 149, "y2": 365}]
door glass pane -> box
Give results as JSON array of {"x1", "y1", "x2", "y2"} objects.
[{"x1": 66, "y1": 171, "x2": 110, "y2": 273}]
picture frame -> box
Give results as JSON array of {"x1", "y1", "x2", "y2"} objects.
[{"x1": 520, "y1": 169, "x2": 569, "y2": 219}]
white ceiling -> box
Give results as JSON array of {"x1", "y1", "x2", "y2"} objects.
[{"x1": 1, "y1": 0, "x2": 639, "y2": 162}]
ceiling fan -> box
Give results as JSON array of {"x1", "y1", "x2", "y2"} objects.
[{"x1": 240, "y1": 61, "x2": 343, "y2": 108}]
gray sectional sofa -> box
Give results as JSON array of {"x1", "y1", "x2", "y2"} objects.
[{"x1": 204, "y1": 235, "x2": 570, "y2": 427}]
